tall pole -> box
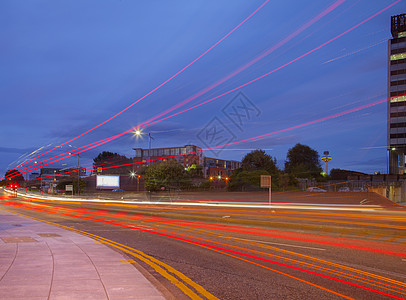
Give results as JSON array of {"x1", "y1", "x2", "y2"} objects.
[
  {"x1": 77, "y1": 154, "x2": 80, "y2": 196},
  {"x1": 40, "y1": 165, "x2": 43, "y2": 194},
  {"x1": 148, "y1": 133, "x2": 151, "y2": 201},
  {"x1": 386, "y1": 148, "x2": 390, "y2": 198},
  {"x1": 321, "y1": 151, "x2": 331, "y2": 176}
]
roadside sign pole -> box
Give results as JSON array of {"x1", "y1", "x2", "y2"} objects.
[
  {"x1": 260, "y1": 175, "x2": 272, "y2": 205},
  {"x1": 269, "y1": 177, "x2": 272, "y2": 205}
]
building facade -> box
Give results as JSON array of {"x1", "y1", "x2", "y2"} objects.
[
  {"x1": 133, "y1": 145, "x2": 203, "y2": 172},
  {"x1": 203, "y1": 157, "x2": 242, "y2": 179},
  {"x1": 388, "y1": 13, "x2": 406, "y2": 174},
  {"x1": 132, "y1": 145, "x2": 241, "y2": 178}
]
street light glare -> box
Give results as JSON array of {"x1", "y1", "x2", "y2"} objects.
[{"x1": 135, "y1": 130, "x2": 141, "y2": 136}]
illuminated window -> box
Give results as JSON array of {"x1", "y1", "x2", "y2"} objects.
[
  {"x1": 390, "y1": 53, "x2": 406, "y2": 61},
  {"x1": 391, "y1": 95, "x2": 406, "y2": 103}
]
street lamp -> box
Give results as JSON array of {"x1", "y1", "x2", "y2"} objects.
[
  {"x1": 69, "y1": 152, "x2": 80, "y2": 195},
  {"x1": 134, "y1": 130, "x2": 152, "y2": 200},
  {"x1": 35, "y1": 161, "x2": 44, "y2": 194}
]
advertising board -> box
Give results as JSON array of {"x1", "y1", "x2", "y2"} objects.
[{"x1": 96, "y1": 175, "x2": 120, "y2": 189}]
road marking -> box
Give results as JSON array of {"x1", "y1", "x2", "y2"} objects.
[
  {"x1": 219, "y1": 236, "x2": 326, "y2": 251},
  {"x1": 6, "y1": 210, "x2": 218, "y2": 300},
  {"x1": 120, "y1": 259, "x2": 136, "y2": 263}
]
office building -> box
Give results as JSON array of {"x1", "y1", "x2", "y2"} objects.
[
  {"x1": 203, "y1": 157, "x2": 242, "y2": 179},
  {"x1": 133, "y1": 145, "x2": 203, "y2": 172},
  {"x1": 388, "y1": 13, "x2": 406, "y2": 174}
]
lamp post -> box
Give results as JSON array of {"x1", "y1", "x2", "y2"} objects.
[
  {"x1": 134, "y1": 130, "x2": 152, "y2": 200},
  {"x1": 77, "y1": 154, "x2": 80, "y2": 196},
  {"x1": 35, "y1": 161, "x2": 44, "y2": 194},
  {"x1": 148, "y1": 133, "x2": 151, "y2": 200},
  {"x1": 69, "y1": 152, "x2": 80, "y2": 195}
]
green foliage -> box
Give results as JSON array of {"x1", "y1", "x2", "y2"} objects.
[
  {"x1": 241, "y1": 149, "x2": 279, "y2": 174},
  {"x1": 4, "y1": 169, "x2": 25, "y2": 185},
  {"x1": 278, "y1": 173, "x2": 298, "y2": 191},
  {"x1": 186, "y1": 164, "x2": 203, "y2": 178},
  {"x1": 93, "y1": 151, "x2": 132, "y2": 175},
  {"x1": 56, "y1": 179, "x2": 85, "y2": 194},
  {"x1": 93, "y1": 151, "x2": 128, "y2": 163},
  {"x1": 229, "y1": 169, "x2": 276, "y2": 191},
  {"x1": 229, "y1": 150, "x2": 281, "y2": 191},
  {"x1": 146, "y1": 160, "x2": 191, "y2": 191},
  {"x1": 198, "y1": 180, "x2": 212, "y2": 190},
  {"x1": 284, "y1": 143, "x2": 322, "y2": 178}
]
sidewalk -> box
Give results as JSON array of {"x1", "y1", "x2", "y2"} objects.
[{"x1": 0, "y1": 209, "x2": 166, "y2": 299}]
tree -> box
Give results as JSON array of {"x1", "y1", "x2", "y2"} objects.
[
  {"x1": 56, "y1": 179, "x2": 85, "y2": 194},
  {"x1": 4, "y1": 169, "x2": 25, "y2": 186},
  {"x1": 284, "y1": 143, "x2": 322, "y2": 178},
  {"x1": 229, "y1": 150, "x2": 279, "y2": 191},
  {"x1": 241, "y1": 149, "x2": 279, "y2": 174},
  {"x1": 93, "y1": 151, "x2": 128, "y2": 164},
  {"x1": 93, "y1": 151, "x2": 132, "y2": 175},
  {"x1": 229, "y1": 169, "x2": 270, "y2": 191},
  {"x1": 145, "y1": 160, "x2": 191, "y2": 191},
  {"x1": 186, "y1": 164, "x2": 203, "y2": 178}
]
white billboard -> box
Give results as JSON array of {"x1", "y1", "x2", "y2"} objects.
[{"x1": 96, "y1": 175, "x2": 120, "y2": 189}]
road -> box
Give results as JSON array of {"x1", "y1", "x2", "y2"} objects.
[{"x1": 1, "y1": 189, "x2": 406, "y2": 299}]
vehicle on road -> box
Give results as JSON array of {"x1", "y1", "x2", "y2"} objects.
[
  {"x1": 306, "y1": 187, "x2": 327, "y2": 192},
  {"x1": 338, "y1": 187, "x2": 350, "y2": 192}
]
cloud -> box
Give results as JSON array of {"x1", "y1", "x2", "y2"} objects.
[{"x1": 0, "y1": 146, "x2": 34, "y2": 154}]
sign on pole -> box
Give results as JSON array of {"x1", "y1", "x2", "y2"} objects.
[
  {"x1": 260, "y1": 175, "x2": 272, "y2": 205},
  {"x1": 65, "y1": 184, "x2": 73, "y2": 196}
]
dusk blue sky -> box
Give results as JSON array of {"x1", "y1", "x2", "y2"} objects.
[{"x1": 1, "y1": 0, "x2": 404, "y2": 178}]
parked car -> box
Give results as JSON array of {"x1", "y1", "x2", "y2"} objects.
[
  {"x1": 338, "y1": 187, "x2": 350, "y2": 192},
  {"x1": 353, "y1": 187, "x2": 364, "y2": 192},
  {"x1": 306, "y1": 187, "x2": 327, "y2": 192}
]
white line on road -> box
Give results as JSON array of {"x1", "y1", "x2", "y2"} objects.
[{"x1": 219, "y1": 236, "x2": 326, "y2": 251}]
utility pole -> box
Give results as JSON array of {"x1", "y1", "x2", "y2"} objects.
[
  {"x1": 77, "y1": 154, "x2": 80, "y2": 196},
  {"x1": 148, "y1": 133, "x2": 151, "y2": 201}
]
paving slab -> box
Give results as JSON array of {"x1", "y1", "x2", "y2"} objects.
[{"x1": 0, "y1": 208, "x2": 166, "y2": 299}]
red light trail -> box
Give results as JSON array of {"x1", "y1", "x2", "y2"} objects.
[
  {"x1": 1, "y1": 200, "x2": 405, "y2": 299},
  {"x1": 15, "y1": 0, "x2": 270, "y2": 170},
  {"x1": 5, "y1": 0, "x2": 400, "y2": 181},
  {"x1": 138, "y1": 0, "x2": 345, "y2": 128},
  {"x1": 144, "y1": 0, "x2": 400, "y2": 128},
  {"x1": 19, "y1": 92, "x2": 391, "y2": 183}
]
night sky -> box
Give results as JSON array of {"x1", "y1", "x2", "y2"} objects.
[{"x1": 1, "y1": 0, "x2": 404, "y2": 178}]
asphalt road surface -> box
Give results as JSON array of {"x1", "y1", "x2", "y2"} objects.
[{"x1": 1, "y1": 189, "x2": 406, "y2": 299}]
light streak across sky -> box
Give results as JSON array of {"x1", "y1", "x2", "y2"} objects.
[
  {"x1": 16, "y1": 93, "x2": 390, "y2": 182},
  {"x1": 15, "y1": 0, "x2": 271, "y2": 169},
  {"x1": 11, "y1": 0, "x2": 344, "y2": 173},
  {"x1": 2, "y1": 1, "x2": 403, "y2": 178},
  {"x1": 323, "y1": 38, "x2": 387, "y2": 64},
  {"x1": 8, "y1": 0, "x2": 397, "y2": 180}
]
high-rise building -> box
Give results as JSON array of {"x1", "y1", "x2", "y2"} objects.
[{"x1": 388, "y1": 13, "x2": 406, "y2": 174}]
